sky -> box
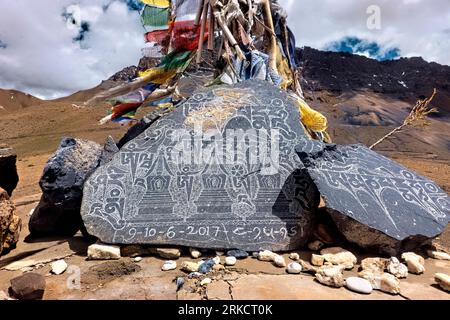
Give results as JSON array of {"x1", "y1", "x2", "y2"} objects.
[{"x1": 0, "y1": 0, "x2": 449, "y2": 99}]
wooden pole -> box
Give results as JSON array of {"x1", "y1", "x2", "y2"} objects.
[
  {"x1": 262, "y1": 0, "x2": 278, "y2": 72},
  {"x1": 207, "y1": 3, "x2": 215, "y2": 51},
  {"x1": 213, "y1": 10, "x2": 246, "y2": 60},
  {"x1": 196, "y1": 0, "x2": 210, "y2": 64},
  {"x1": 195, "y1": 0, "x2": 205, "y2": 26}
]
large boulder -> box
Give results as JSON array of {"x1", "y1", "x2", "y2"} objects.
[
  {"x1": 0, "y1": 188, "x2": 22, "y2": 255},
  {"x1": 298, "y1": 143, "x2": 450, "y2": 255},
  {"x1": 29, "y1": 138, "x2": 104, "y2": 236},
  {"x1": 0, "y1": 145, "x2": 19, "y2": 196},
  {"x1": 81, "y1": 80, "x2": 321, "y2": 251}
]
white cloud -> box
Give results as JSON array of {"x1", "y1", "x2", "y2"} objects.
[
  {"x1": 279, "y1": 0, "x2": 450, "y2": 66},
  {"x1": 0, "y1": 0, "x2": 449, "y2": 99},
  {"x1": 0, "y1": 0, "x2": 144, "y2": 99}
]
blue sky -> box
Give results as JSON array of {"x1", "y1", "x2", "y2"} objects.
[{"x1": 0, "y1": 0, "x2": 449, "y2": 99}]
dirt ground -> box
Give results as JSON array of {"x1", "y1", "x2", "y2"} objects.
[{"x1": 0, "y1": 88, "x2": 449, "y2": 300}]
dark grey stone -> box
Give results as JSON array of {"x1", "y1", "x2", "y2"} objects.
[
  {"x1": 298, "y1": 144, "x2": 450, "y2": 253},
  {"x1": 227, "y1": 249, "x2": 249, "y2": 259},
  {"x1": 29, "y1": 137, "x2": 103, "y2": 236},
  {"x1": 198, "y1": 259, "x2": 215, "y2": 274},
  {"x1": 81, "y1": 81, "x2": 321, "y2": 251},
  {"x1": 10, "y1": 273, "x2": 46, "y2": 300},
  {"x1": 99, "y1": 136, "x2": 119, "y2": 166},
  {"x1": 0, "y1": 145, "x2": 19, "y2": 197}
]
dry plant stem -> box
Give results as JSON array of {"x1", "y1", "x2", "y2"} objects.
[{"x1": 370, "y1": 89, "x2": 438, "y2": 150}]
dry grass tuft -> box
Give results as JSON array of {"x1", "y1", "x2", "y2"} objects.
[{"x1": 370, "y1": 89, "x2": 438, "y2": 150}]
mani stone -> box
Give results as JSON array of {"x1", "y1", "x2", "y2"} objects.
[
  {"x1": 81, "y1": 80, "x2": 321, "y2": 251},
  {"x1": 297, "y1": 143, "x2": 450, "y2": 255}
]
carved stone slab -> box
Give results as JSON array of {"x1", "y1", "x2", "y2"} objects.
[
  {"x1": 81, "y1": 81, "x2": 320, "y2": 251},
  {"x1": 298, "y1": 144, "x2": 450, "y2": 242}
]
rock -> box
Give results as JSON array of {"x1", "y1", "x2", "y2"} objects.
[
  {"x1": 361, "y1": 257, "x2": 388, "y2": 274},
  {"x1": 298, "y1": 144, "x2": 450, "y2": 255},
  {"x1": 258, "y1": 250, "x2": 277, "y2": 262},
  {"x1": 0, "y1": 145, "x2": 19, "y2": 196},
  {"x1": 315, "y1": 265, "x2": 346, "y2": 288},
  {"x1": 401, "y1": 252, "x2": 425, "y2": 274},
  {"x1": 314, "y1": 224, "x2": 335, "y2": 244},
  {"x1": 434, "y1": 273, "x2": 450, "y2": 292},
  {"x1": 134, "y1": 257, "x2": 143, "y2": 263},
  {"x1": 213, "y1": 264, "x2": 225, "y2": 271},
  {"x1": 51, "y1": 260, "x2": 68, "y2": 275},
  {"x1": 181, "y1": 261, "x2": 199, "y2": 273},
  {"x1": 286, "y1": 262, "x2": 302, "y2": 274},
  {"x1": 427, "y1": 251, "x2": 450, "y2": 261},
  {"x1": 176, "y1": 277, "x2": 185, "y2": 291},
  {"x1": 188, "y1": 272, "x2": 202, "y2": 279},
  {"x1": 0, "y1": 188, "x2": 22, "y2": 255},
  {"x1": 308, "y1": 240, "x2": 324, "y2": 251},
  {"x1": 121, "y1": 245, "x2": 153, "y2": 257},
  {"x1": 156, "y1": 248, "x2": 181, "y2": 260},
  {"x1": 298, "y1": 259, "x2": 319, "y2": 274},
  {"x1": 87, "y1": 243, "x2": 121, "y2": 260},
  {"x1": 345, "y1": 277, "x2": 373, "y2": 294},
  {"x1": 213, "y1": 256, "x2": 221, "y2": 265},
  {"x1": 386, "y1": 257, "x2": 408, "y2": 279},
  {"x1": 200, "y1": 278, "x2": 212, "y2": 286},
  {"x1": 216, "y1": 251, "x2": 225, "y2": 256},
  {"x1": 359, "y1": 270, "x2": 401, "y2": 295},
  {"x1": 225, "y1": 256, "x2": 237, "y2": 266},
  {"x1": 29, "y1": 137, "x2": 103, "y2": 236},
  {"x1": 10, "y1": 273, "x2": 46, "y2": 300},
  {"x1": 0, "y1": 290, "x2": 13, "y2": 300},
  {"x1": 321, "y1": 250, "x2": 357, "y2": 270},
  {"x1": 311, "y1": 254, "x2": 325, "y2": 266},
  {"x1": 81, "y1": 81, "x2": 321, "y2": 251},
  {"x1": 320, "y1": 247, "x2": 347, "y2": 255},
  {"x1": 273, "y1": 255, "x2": 287, "y2": 268},
  {"x1": 99, "y1": 136, "x2": 119, "y2": 166},
  {"x1": 189, "y1": 248, "x2": 202, "y2": 259},
  {"x1": 227, "y1": 249, "x2": 249, "y2": 259},
  {"x1": 289, "y1": 253, "x2": 300, "y2": 261},
  {"x1": 199, "y1": 259, "x2": 216, "y2": 274},
  {"x1": 162, "y1": 261, "x2": 177, "y2": 271}
]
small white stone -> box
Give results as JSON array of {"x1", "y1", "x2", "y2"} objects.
[
  {"x1": 289, "y1": 253, "x2": 300, "y2": 261},
  {"x1": 216, "y1": 251, "x2": 225, "y2": 256},
  {"x1": 181, "y1": 261, "x2": 199, "y2": 273},
  {"x1": 286, "y1": 262, "x2": 302, "y2": 274},
  {"x1": 387, "y1": 257, "x2": 408, "y2": 279},
  {"x1": 435, "y1": 273, "x2": 450, "y2": 292},
  {"x1": 213, "y1": 256, "x2": 221, "y2": 265},
  {"x1": 134, "y1": 257, "x2": 143, "y2": 263},
  {"x1": 225, "y1": 256, "x2": 237, "y2": 266},
  {"x1": 311, "y1": 254, "x2": 325, "y2": 266},
  {"x1": 402, "y1": 252, "x2": 425, "y2": 274},
  {"x1": 322, "y1": 251, "x2": 357, "y2": 270},
  {"x1": 257, "y1": 250, "x2": 277, "y2": 262},
  {"x1": 190, "y1": 248, "x2": 202, "y2": 259},
  {"x1": 51, "y1": 259, "x2": 68, "y2": 275},
  {"x1": 28, "y1": 208, "x2": 35, "y2": 217},
  {"x1": 156, "y1": 248, "x2": 181, "y2": 260},
  {"x1": 162, "y1": 260, "x2": 177, "y2": 271},
  {"x1": 200, "y1": 278, "x2": 212, "y2": 286},
  {"x1": 273, "y1": 255, "x2": 286, "y2": 268},
  {"x1": 87, "y1": 243, "x2": 121, "y2": 260},
  {"x1": 428, "y1": 251, "x2": 450, "y2": 261},
  {"x1": 345, "y1": 277, "x2": 373, "y2": 294}
]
